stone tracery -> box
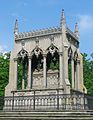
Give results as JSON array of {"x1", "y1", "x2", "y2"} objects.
[{"x1": 17, "y1": 48, "x2": 28, "y2": 61}]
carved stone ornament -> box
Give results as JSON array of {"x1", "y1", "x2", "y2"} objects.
[
  {"x1": 17, "y1": 48, "x2": 28, "y2": 60},
  {"x1": 32, "y1": 46, "x2": 42, "y2": 58},
  {"x1": 35, "y1": 37, "x2": 39, "y2": 46},
  {"x1": 48, "y1": 44, "x2": 58, "y2": 56},
  {"x1": 50, "y1": 35, "x2": 54, "y2": 44}
]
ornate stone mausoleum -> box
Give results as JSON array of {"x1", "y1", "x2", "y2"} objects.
[{"x1": 5, "y1": 10, "x2": 86, "y2": 97}]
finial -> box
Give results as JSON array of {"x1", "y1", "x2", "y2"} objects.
[
  {"x1": 14, "y1": 19, "x2": 19, "y2": 35},
  {"x1": 74, "y1": 22, "x2": 78, "y2": 33},
  {"x1": 60, "y1": 9, "x2": 66, "y2": 27},
  {"x1": 74, "y1": 22, "x2": 79, "y2": 39},
  {"x1": 62, "y1": 9, "x2": 65, "y2": 19}
]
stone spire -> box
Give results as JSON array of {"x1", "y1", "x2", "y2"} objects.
[
  {"x1": 60, "y1": 9, "x2": 66, "y2": 27},
  {"x1": 14, "y1": 19, "x2": 19, "y2": 35},
  {"x1": 60, "y1": 9, "x2": 67, "y2": 44},
  {"x1": 74, "y1": 22, "x2": 79, "y2": 39}
]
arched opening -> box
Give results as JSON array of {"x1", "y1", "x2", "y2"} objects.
[
  {"x1": 31, "y1": 46, "x2": 43, "y2": 88},
  {"x1": 31, "y1": 47, "x2": 43, "y2": 72},
  {"x1": 46, "y1": 44, "x2": 59, "y2": 70},
  {"x1": 17, "y1": 48, "x2": 28, "y2": 90},
  {"x1": 68, "y1": 47, "x2": 73, "y2": 84},
  {"x1": 74, "y1": 50, "x2": 78, "y2": 86},
  {"x1": 46, "y1": 44, "x2": 59, "y2": 88}
]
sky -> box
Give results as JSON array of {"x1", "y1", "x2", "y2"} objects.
[{"x1": 0, "y1": 0, "x2": 93, "y2": 56}]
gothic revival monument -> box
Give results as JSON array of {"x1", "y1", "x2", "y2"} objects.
[{"x1": 5, "y1": 10, "x2": 86, "y2": 97}]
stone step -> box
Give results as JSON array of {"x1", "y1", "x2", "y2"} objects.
[
  {"x1": 0, "y1": 110, "x2": 93, "y2": 115},
  {"x1": 0, "y1": 111, "x2": 93, "y2": 120},
  {"x1": 1, "y1": 116, "x2": 93, "y2": 120}
]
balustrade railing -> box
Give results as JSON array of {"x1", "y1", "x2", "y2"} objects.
[{"x1": 0, "y1": 92, "x2": 93, "y2": 111}]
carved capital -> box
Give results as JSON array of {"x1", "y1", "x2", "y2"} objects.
[
  {"x1": 43, "y1": 50, "x2": 47, "y2": 57},
  {"x1": 28, "y1": 56, "x2": 32, "y2": 59},
  {"x1": 43, "y1": 53, "x2": 47, "y2": 57},
  {"x1": 77, "y1": 58, "x2": 80, "y2": 64},
  {"x1": 59, "y1": 52, "x2": 63, "y2": 55},
  {"x1": 14, "y1": 58, "x2": 18, "y2": 62},
  {"x1": 64, "y1": 43, "x2": 68, "y2": 49},
  {"x1": 72, "y1": 57, "x2": 75, "y2": 61}
]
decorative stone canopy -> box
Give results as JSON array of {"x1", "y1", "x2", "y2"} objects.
[{"x1": 5, "y1": 9, "x2": 86, "y2": 97}]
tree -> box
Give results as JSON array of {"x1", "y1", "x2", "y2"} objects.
[
  {"x1": 0, "y1": 52, "x2": 10, "y2": 96},
  {"x1": 82, "y1": 53, "x2": 93, "y2": 94}
]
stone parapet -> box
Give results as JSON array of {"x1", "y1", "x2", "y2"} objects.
[{"x1": 15, "y1": 27, "x2": 78, "y2": 41}]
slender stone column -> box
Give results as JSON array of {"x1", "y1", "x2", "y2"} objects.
[
  {"x1": 43, "y1": 54, "x2": 47, "y2": 88},
  {"x1": 28, "y1": 56, "x2": 32, "y2": 89},
  {"x1": 76, "y1": 59, "x2": 80, "y2": 90},
  {"x1": 64, "y1": 45, "x2": 69, "y2": 80},
  {"x1": 59, "y1": 52, "x2": 63, "y2": 87},
  {"x1": 14, "y1": 58, "x2": 18, "y2": 90},
  {"x1": 63, "y1": 45, "x2": 70, "y2": 94},
  {"x1": 71, "y1": 58, "x2": 75, "y2": 89},
  {"x1": 22, "y1": 61, "x2": 25, "y2": 90},
  {"x1": 74, "y1": 64, "x2": 77, "y2": 90}
]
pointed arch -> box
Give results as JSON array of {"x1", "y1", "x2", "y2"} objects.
[
  {"x1": 17, "y1": 48, "x2": 28, "y2": 90},
  {"x1": 17, "y1": 48, "x2": 28, "y2": 62},
  {"x1": 68, "y1": 47, "x2": 73, "y2": 84},
  {"x1": 68, "y1": 47, "x2": 73, "y2": 62},
  {"x1": 46, "y1": 43, "x2": 59, "y2": 70},
  {"x1": 31, "y1": 46, "x2": 43, "y2": 71},
  {"x1": 31, "y1": 46, "x2": 43, "y2": 58},
  {"x1": 74, "y1": 50, "x2": 78, "y2": 62},
  {"x1": 46, "y1": 43, "x2": 59, "y2": 55}
]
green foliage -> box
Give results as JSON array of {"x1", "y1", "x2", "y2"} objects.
[
  {"x1": 0, "y1": 52, "x2": 10, "y2": 96},
  {"x1": 82, "y1": 53, "x2": 93, "y2": 95},
  {"x1": 17, "y1": 61, "x2": 28, "y2": 90},
  {"x1": 17, "y1": 63, "x2": 22, "y2": 90},
  {"x1": 68, "y1": 63, "x2": 71, "y2": 84},
  {"x1": 49, "y1": 61, "x2": 59, "y2": 70}
]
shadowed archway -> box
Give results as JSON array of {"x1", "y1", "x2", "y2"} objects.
[{"x1": 17, "y1": 48, "x2": 28, "y2": 90}]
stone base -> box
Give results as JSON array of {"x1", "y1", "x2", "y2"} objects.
[{"x1": 11, "y1": 88, "x2": 64, "y2": 96}]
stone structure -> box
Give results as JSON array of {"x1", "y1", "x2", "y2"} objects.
[{"x1": 5, "y1": 9, "x2": 86, "y2": 96}]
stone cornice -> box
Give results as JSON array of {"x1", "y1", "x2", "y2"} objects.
[{"x1": 14, "y1": 26, "x2": 79, "y2": 42}]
